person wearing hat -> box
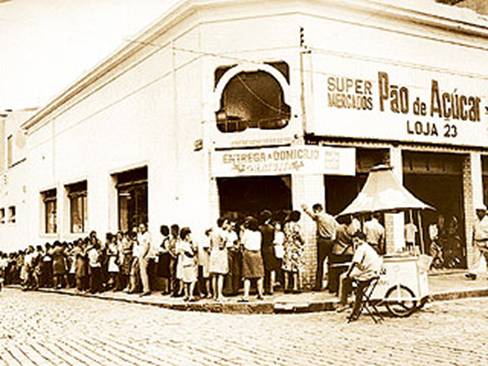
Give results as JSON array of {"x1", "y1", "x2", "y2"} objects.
[{"x1": 465, "y1": 204, "x2": 488, "y2": 280}]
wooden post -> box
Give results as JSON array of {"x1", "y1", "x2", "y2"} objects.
[{"x1": 417, "y1": 210, "x2": 425, "y2": 255}]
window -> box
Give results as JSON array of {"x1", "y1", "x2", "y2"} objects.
[
  {"x1": 7, "y1": 135, "x2": 13, "y2": 168},
  {"x1": 7, "y1": 206, "x2": 15, "y2": 223},
  {"x1": 66, "y1": 181, "x2": 87, "y2": 233},
  {"x1": 115, "y1": 167, "x2": 148, "y2": 232},
  {"x1": 42, "y1": 189, "x2": 57, "y2": 234},
  {"x1": 215, "y1": 69, "x2": 290, "y2": 133},
  {"x1": 0, "y1": 208, "x2": 5, "y2": 224}
]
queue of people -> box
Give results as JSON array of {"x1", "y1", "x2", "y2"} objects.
[
  {"x1": 0, "y1": 205, "x2": 388, "y2": 301},
  {"x1": 0, "y1": 210, "x2": 306, "y2": 301}
]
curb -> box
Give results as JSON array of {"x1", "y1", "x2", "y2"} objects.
[{"x1": 7, "y1": 285, "x2": 488, "y2": 314}]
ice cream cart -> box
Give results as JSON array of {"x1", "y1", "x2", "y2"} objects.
[{"x1": 337, "y1": 165, "x2": 434, "y2": 317}]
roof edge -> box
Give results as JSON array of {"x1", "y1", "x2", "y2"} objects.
[{"x1": 22, "y1": 0, "x2": 488, "y2": 131}]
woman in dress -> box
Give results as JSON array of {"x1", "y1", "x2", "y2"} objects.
[
  {"x1": 117, "y1": 232, "x2": 132, "y2": 291},
  {"x1": 282, "y1": 211, "x2": 305, "y2": 293},
  {"x1": 179, "y1": 227, "x2": 198, "y2": 302},
  {"x1": 158, "y1": 225, "x2": 172, "y2": 295},
  {"x1": 208, "y1": 218, "x2": 228, "y2": 301},
  {"x1": 67, "y1": 242, "x2": 78, "y2": 288},
  {"x1": 259, "y1": 210, "x2": 280, "y2": 295},
  {"x1": 74, "y1": 238, "x2": 88, "y2": 292},
  {"x1": 52, "y1": 241, "x2": 68, "y2": 289},
  {"x1": 106, "y1": 233, "x2": 120, "y2": 290},
  {"x1": 240, "y1": 217, "x2": 265, "y2": 302},
  {"x1": 198, "y1": 229, "x2": 212, "y2": 298}
]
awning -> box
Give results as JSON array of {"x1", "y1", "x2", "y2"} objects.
[{"x1": 337, "y1": 165, "x2": 434, "y2": 217}]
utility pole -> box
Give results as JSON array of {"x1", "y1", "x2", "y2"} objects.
[{"x1": 298, "y1": 26, "x2": 311, "y2": 145}]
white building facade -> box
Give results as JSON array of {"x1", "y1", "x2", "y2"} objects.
[{"x1": 1, "y1": 0, "x2": 487, "y2": 284}]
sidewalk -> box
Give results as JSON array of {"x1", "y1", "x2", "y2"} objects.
[{"x1": 8, "y1": 273, "x2": 488, "y2": 314}]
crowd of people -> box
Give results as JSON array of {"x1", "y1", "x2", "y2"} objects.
[
  {"x1": 0, "y1": 210, "x2": 307, "y2": 301},
  {"x1": 0, "y1": 205, "x2": 387, "y2": 304}
]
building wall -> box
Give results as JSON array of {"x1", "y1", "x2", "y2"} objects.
[
  {"x1": 1, "y1": 1, "x2": 487, "y2": 281},
  {"x1": 19, "y1": 2, "x2": 303, "y2": 248},
  {"x1": 0, "y1": 109, "x2": 36, "y2": 251}
]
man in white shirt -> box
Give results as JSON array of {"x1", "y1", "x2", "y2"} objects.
[
  {"x1": 404, "y1": 220, "x2": 418, "y2": 253},
  {"x1": 466, "y1": 205, "x2": 488, "y2": 280},
  {"x1": 302, "y1": 203, "x2": 338, "y2": 291},
  {"x1": 336, "y1": 231, "x2": 383, "y2": 312},
  {"x1": 137, "y1": 223, "x2": 152, "y2": 296},
  {"x1": 364, "y1": 213, "x2": 385, "y2": 254}
]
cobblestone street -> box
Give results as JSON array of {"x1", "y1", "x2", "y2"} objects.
[{"x1": 0, "y1": 289, "x2": 487, "y2": 365}]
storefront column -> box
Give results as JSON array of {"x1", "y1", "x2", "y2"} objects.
[
  {"x1": 463, "y1": 153, "x2": 483, "y2": 269},
  {"x1": 56, "y1": 183, "x2": 65, "y2": 241},
  {"x1": 385, "y1": 147, "x2": 405, "y2": 253},
  {"x1": 292, "y1": 173, "x2": 325, "y2": 288},
  {"x1": 208, "y1": 176, "x2": 220, "y2": 227}
]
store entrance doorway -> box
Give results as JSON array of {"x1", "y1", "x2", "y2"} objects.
[
  {"x1": 217, "y1": 175, "x2": 292, "y2": 218},
  {"x1": 403, "y1": 152, "x2": 466, "y2": 269}
]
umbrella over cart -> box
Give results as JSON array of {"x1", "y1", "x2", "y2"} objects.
[{"x1": 336, "y1": 164, "x2": 434, "y2": 317}]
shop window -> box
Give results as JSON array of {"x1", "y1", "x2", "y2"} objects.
[
  {"x1": 0, "y1": 208, "x2": 5, "y2": 224},
  {"x1": 42, "y1": 189, "x2": 57, "y2": 234},
  {"x1": 403, "y1": 152, "x2": 462, "y2": 175},
  {"x1": 215, "y1": 69, "x2": 290, "y2": 133},
  {"x1": 66, "y1": 181, "x2": 87, "y2": 233},
  {"x1": 217, "y1": 176, "x2": 292, "y2": 218},
  {"x1": 356, "y1": 149, "x2": 390, "y2": 174},
  {"x1": 7, "y1": 135, "x2": 13, "y2": 168},
  {"x1": 115, "y1": 167, "x2": 148, "y2": 232},
  {"x1": 7, "y1": 206, "x2": 15, "y2": 223}
]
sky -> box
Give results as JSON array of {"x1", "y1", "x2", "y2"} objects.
[{"x1": 0, "y1": 0, "x2": 180, "y2": 110}]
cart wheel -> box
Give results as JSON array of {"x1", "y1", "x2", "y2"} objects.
[{"x1": 385, "y1": 285, "x2": 417, "y2": 318}]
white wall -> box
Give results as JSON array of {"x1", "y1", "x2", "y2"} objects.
[
  {"x1": 0, "y1": 109, "x2": 36, "y2": 251},
  {"x1": 2, "y1": 0, "x2": 487, "y2": 251}
]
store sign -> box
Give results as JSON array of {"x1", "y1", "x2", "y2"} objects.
[
  {"x1": 211, "y1": 145, "x2": 355, "y2": 177},
  {"x1": 310, "y1": 55, "x2": 488, "y2": 147}
]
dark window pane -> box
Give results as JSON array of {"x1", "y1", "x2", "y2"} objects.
[{"x1": 216, "y1": 70, "x2": 290, "y2": 133}]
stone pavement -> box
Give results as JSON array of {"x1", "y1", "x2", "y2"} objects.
[
  {"x1": 1, "y1": 288, "x2": 488, "y2": 365},
  {"x1": 11, "y1": 273, "x2": 488, "y2": 314}
]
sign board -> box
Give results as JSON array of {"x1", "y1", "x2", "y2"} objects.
[
  {"x1": 309, "y1": 54, "x2": 488, "y2": 147},
  {"x1": 211, "y1": 145, "x2": 355, "y2": 177}
]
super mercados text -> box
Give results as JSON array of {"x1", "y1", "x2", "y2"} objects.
[{"x1": 327, "y1": 72, "x2": 482, "y2": 123}]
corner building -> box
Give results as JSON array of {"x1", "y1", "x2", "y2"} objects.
[{"x1": 2, "y1": 0, "x2": 488, "y2": 286}]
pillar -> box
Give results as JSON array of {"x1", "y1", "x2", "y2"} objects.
[
  {"x1": 56, "y1": 183, "x2": 65, "y2": 241},
  {"x1": 208, "y1": 175, "x2": 220, "y2": 227},
  {"x1": 385, "y1": 147, "x2": 405, "y2": 253},
  {"x1": 463, "y1": 152, "x2": 483, "y2": 269},
  {"x1": 291, "y1": 173, "x2": 325, "y2": 288}
]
